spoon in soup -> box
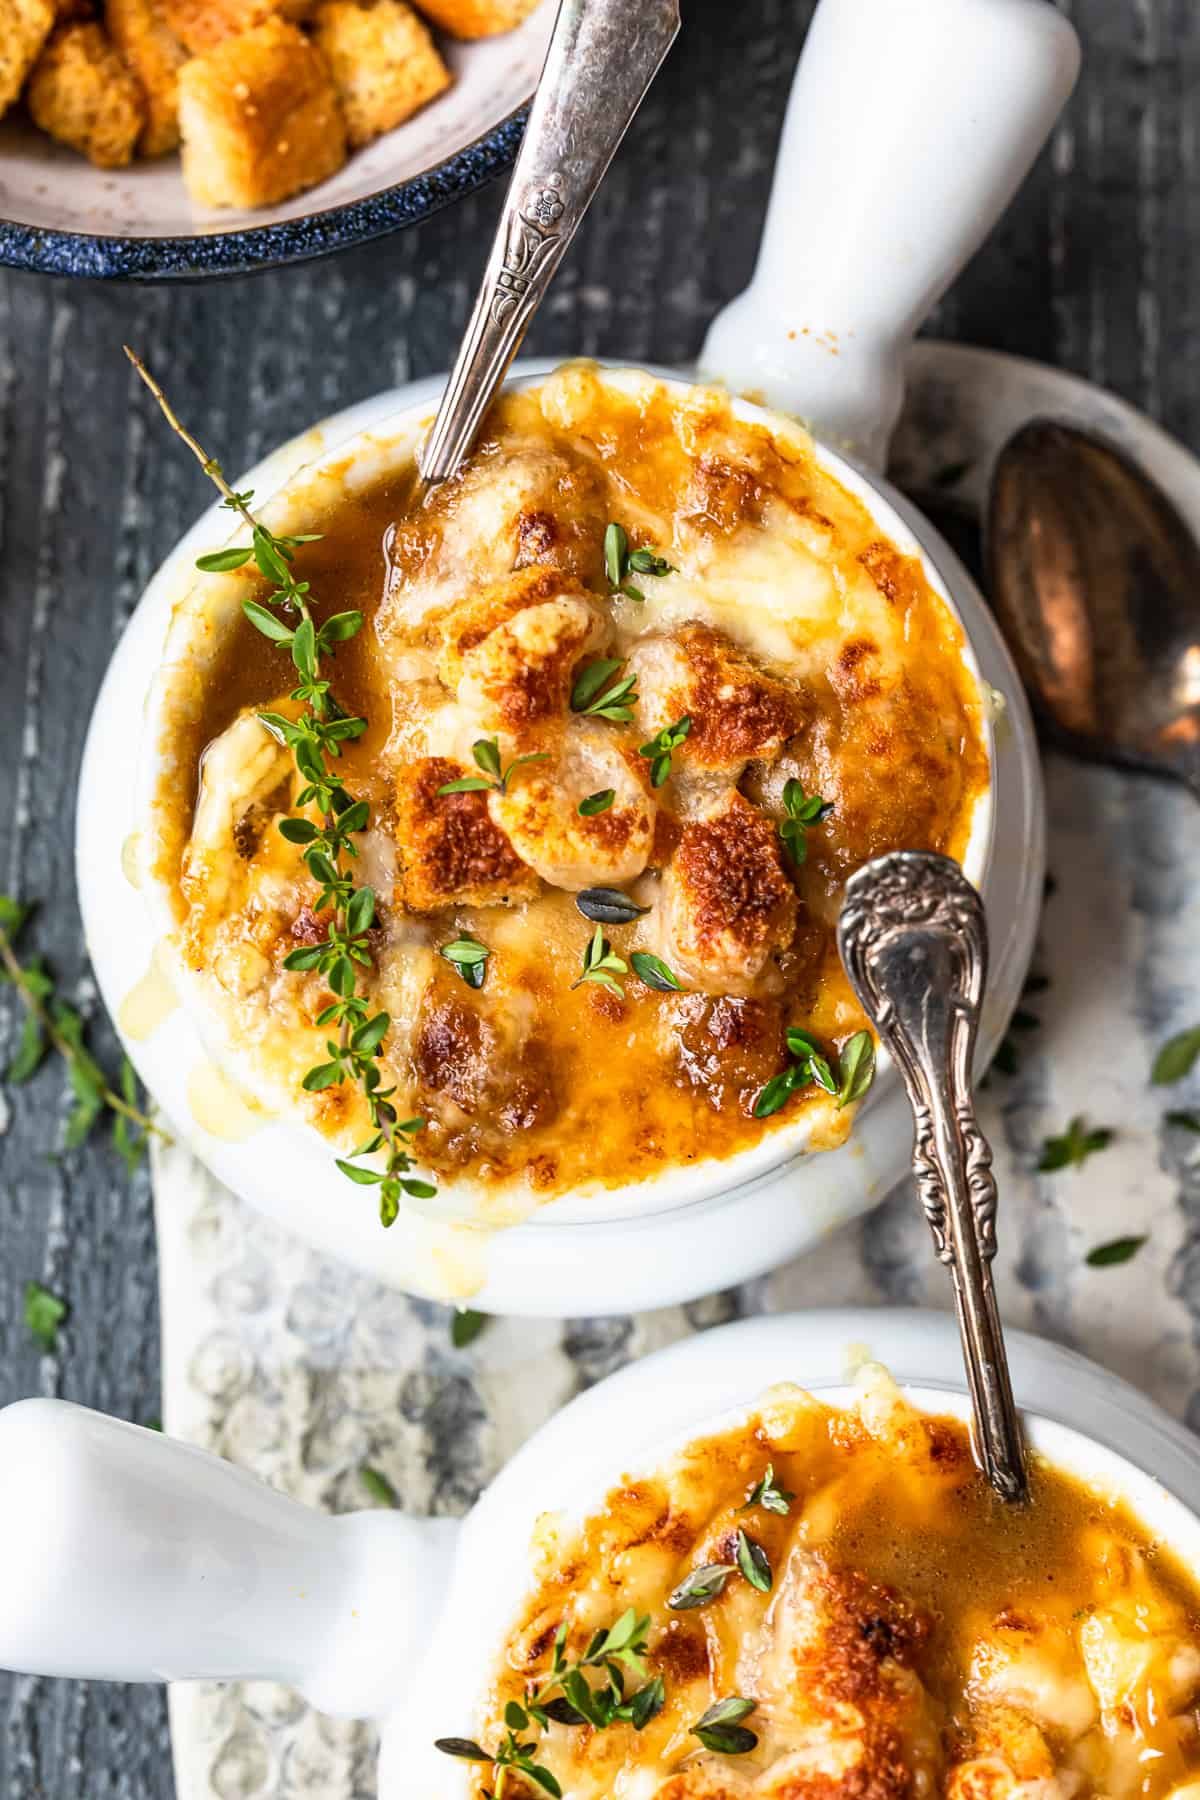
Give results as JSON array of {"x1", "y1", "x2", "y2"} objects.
[
  {"x1": 988, "y1": 421, "x2": 1200, "y2": 799},
  {"x1": 419, "y1": 0, "x2": 680, "y2": 485},
  {"x1": 839, "y1": 850, "x2": 1028, "y2": 1504}
]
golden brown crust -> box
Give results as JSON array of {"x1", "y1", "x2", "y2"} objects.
[
  {"x1": 664, "y1": 791, "x2": 797, "y2": 992},
  {"x1": 394, "y1": 756, "x2": 537, "y2": 911},
  {"x1": 104, "y1": 0, "x2": 186, "y2": 154},
  {"x1": 409, "y1": 0, "x2": 540, "y2": 37},
  {"x1": 161, "y1": 0, "x2": 304, "y2": 53},
  {"x1": 630, "y1": 622, "x2": 803, "y2": 776},
  {"x1": 27, "y1": 21, "x2": 145, "y2": 165},
  {"x1": 0, "y1": 0, "x2": 56, "y2": 114},
  {"x1": 177, "y1": 18, "x2": 346, "y2": 208},
  {"x1": 310, "y1": 0, "x2": 448, "y2": 149}
]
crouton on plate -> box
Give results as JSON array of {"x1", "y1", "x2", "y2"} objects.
[
  {"x1": 27, "y1": 21, "x2": 145, "y2": 167},
  {"x1": 161, "y1": 0, "x2": 311, "y2": 56},
  {"x1": 104, "y1": 0, "x2": 188, "y2": 156},
  {"x1": 0, "y1": 0, "x2": 56, "y2": 118},
  {"x1": 409, "y1": 0, "x2": 538, "y2": 39},
  {"x1": 311, "y1": 0, "x2": 449, "y2": 149},
  {"x1": 177, "y1": 17, "x2": 347, "y2": 209}
]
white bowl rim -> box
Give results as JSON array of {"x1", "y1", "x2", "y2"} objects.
[{"x1": 134, "y1": 358, "x2": 998, "y2": 1227}]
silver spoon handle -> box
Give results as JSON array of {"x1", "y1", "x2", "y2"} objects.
[
  {"x1": 838, "y1": 851, "x2": 1028, "y2": 1504},
  {"x1": 418, "y1": 0, "x2": 679, "y2": 485}
]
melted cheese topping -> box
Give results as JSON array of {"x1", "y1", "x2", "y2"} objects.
[
  {"x1": 464, "y1": 1371, "x2": 1200, "y2": 1800},
  {"x1": 155, "y1": 364, "x2": 989, "y2": 1202}
]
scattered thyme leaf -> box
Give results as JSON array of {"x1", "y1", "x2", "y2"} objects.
[
  {"x1": 836, "y1": 1031, "x2": 876, "y2": 1108},
  {"x1": 451, "y1": 1308, "x2": 488, "y2": 1349},
  {"x1": 1152, "y1": 1027, "x2": 1200, "y2": 1086},
  {"x1": 1038, "y1": 1116, "x2": 1114, "y2": 1172},
  {"x1": 630, "y1": 951, "x2": 683, "y2": 993},
  {"x1": 1166, "y1": 1110, "x2": 1200, "y2": 1135},
  {"x1": 668, "y1": 1563, "x2": 737, "y2": 1611},
  {"x1": 578, "y1": 789, "x2": 615, "y2": 817},
  {"x1": 741, "y1": 1463, "x2": 795, "y2": 1516},
  {"x1": 440, "y1": 934, "x2": 490, "y2": 990},
  {"x1": 604, "y1": 522, "x2": 675, "y2": 602},
  {"x1": 359, "y1": 1465, "x2": 399, "y2": 1508},
  {"x1": 24, "y1": 1280, "x2": 67, "y2": 1353},
  {"x1": 638, "y1": 715, "x2": 691, "y2": 788},
  {"x1": 575, "y1": 888, "x2": 650, "y2": 927},
  {"x1": 571, "y1": 661, "x2": 639, "y2": 722},
  {"x1": 1086, "y1": 1236, "x2": 1147, "y2": 1269},
  {"x1": 778, "y1": 779, "x2": 834, "y2": 867},
  {"x1": 571, "y1": 927, "x2": 628, "y2": 997},
  {"x1": 692, "y1": 1696, "x2": 758, "y2": 1755},
  {"x1": 736, "y1": 1528, "x2": 772, "y2": 1593}
]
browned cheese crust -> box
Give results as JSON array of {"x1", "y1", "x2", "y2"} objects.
[{"x1": 157, "y1": 366, "x2": 990, "y2": 1197}]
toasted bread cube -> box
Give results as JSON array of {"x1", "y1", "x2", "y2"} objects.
[
  {"x1": 27, "y1": 22, "x2": 145, "y2": 167},
  {"x1": 161, "y1": 0, "x2": 309, "y2": 53},
  {"x1": 660, "y1": 791, "x2": 797, "y2": 996},
  {"x1": 105, "y1": 0, "x2": 187, "y2": 154},
  {"x1": 0, "y1": 0, "x2": 55, "y2": 117},
  {"x1": 311, "y1": 0, "x2": 448, "y2": 149},
  {"x1": 410, "y1": 0, "x2": 538, "y2": 38},
  {"x1": 395, "y1": 756, "x2": 538, "y2": 912},
  {"x1": 178, "y1": 19, "x2": 347, "y2": 209}
]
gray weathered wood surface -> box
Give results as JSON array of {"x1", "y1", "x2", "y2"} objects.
[{"x1": 0, "y1": 0, "x2": 1196, "y2": 1792}]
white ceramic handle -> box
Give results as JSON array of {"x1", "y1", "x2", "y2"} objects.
[
  {"x1": 0, "y1": 1399, "x2": 459, "y2": 1718},
  {"x1": 698, "y1": 0, "x2": 1081, "y2": 467}
]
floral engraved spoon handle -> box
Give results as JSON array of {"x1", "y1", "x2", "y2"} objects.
[
  {"x1": 838, "y1": 851, "x2": 1028, "y2": 1503},
  {"x1": 418, "y1": 0, "x2": 680, "y2": 485}
]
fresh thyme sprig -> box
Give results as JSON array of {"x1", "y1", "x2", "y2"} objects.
[
  {"x1": 778, "y1": 779, "x2": 834, "y2": 867},
  {"x1": 436, "y1": 1611, "x2": 663, "y2": 1797},
  {"x1": 571, "y1": 659, "x2": 639, "y2": 722},
  {"x1": 441, "y1": 934, "x2": 490, "y2": 990},
  {"x1": 437, "y1": 737, "x2": 548, "y2": 797},
  {"x1": 638, "y1": 715, "x2": 691, "y2": 788},
  {"x1": 0, "y1": 896, "x2": 163, "y2": 1169},
  {"x1": 755, "y1": 1027, "x2": 876, "y2": 1120},
  {"x1": 692, "y1": 1696, "x2": 758, "y2": 1755},
  {"x1": 740, "y1": 1463, "x2": 795, "y2": 1516},
  {"x1": 126, "y1": 347, "x2": 435, "y2": 1229},
  {"x1": 572, "y1": 927, "x2": 628, "y2": 997},
  {"x1": 604, "y1": 522, "x2": 676, "y2": 603}
]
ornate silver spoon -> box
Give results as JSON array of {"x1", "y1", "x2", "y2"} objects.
[
  {"x1": 988, "y1": 420, "x2": 1200, "y2": 800},
  {"x1": 838, "y1": 850, "x2": 1028, "y2": 1503},
  {"x1": 419, "y1": 0, "x2": 680, "y2": 485}
]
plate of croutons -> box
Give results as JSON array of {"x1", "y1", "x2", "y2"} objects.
[{"x1": 0, "y1": 0, "x2": 550, "y2": 277}]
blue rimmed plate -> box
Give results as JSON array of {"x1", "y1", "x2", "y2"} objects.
[{"x1": 0, "y1": 6, "x2": 550, "y2": 280}]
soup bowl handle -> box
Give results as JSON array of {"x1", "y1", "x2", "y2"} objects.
[
  {"x1": 698, "y1": 0, "x2": 1081, "y2": 468},
  {"x1": 0, "y1": 1398, "x2": 459, "y2": 1719}
]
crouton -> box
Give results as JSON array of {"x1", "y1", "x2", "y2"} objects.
[
  {"x1": 311, "y1": 0, "x2": 449, "y2": 149},
  {"x1": 27, "y1": 22, "x2": 145, "y2": 167},
  {"x1": 177, "y1": 19, "x2": 347, "y2": 209},
  {"x1": 409, "y1": 0, "x2": 539, "y2": 39},
  {"x1": 660, "y1": 791, "x2": 797, "y2": 996},
  {"x1": 0, "y1": 0, "x2": 55, "y2": 118},
  {"x1": 105, "y1": 0, "x2": 187, "y2": 154},
  {"x1": 628, "y1": 622, "x2": 803, "y2": 778},
  {"x1": 161, "y1": 0, "x2": 309, "y2": 54},
  {"x1": 395, "y1": 756, "x2": 538, "y2": 912}
]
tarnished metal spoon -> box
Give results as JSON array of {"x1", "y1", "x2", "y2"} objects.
[
  {"x1": 419, "y1": 0, "x2": 679, "y2": 486},
  {"x1": 839, "y1": 851, "x2": 1028, "y2": 1504},
  {"x1": 988, "y1": 420, "x2": 1200, "y2": 800}
]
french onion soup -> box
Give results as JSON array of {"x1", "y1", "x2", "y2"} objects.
[
  {"x1": 446, "y1": 1367, "x2": 1200, "y2": 1800},
  {"x1": 149, "y1": 363, "x2": 989, "y2": 1212}
]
